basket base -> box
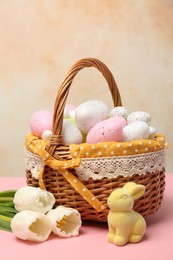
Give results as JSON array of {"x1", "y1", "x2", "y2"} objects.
[{"x1": 26, "y1": 167, "x2": 165, "y2": 222}]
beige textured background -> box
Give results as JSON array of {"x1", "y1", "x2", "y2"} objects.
[{"x1": 0, "y1": 0, "x2": 172, "y2": 176}]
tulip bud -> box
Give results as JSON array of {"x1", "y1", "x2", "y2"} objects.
[
  {"x1": 11, "y1": 210, "x2": 52, "y2": 242},
  {"x1": 47, "y1": 206, "x2": 82, "y2": 237},
  {"x1": 13, "y1": 186, "x2": 55, "y2": 214}
]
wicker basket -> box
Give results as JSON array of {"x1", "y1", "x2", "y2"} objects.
[{"x1": 25, "y1": 58, "x2": 166, "y2": 222}]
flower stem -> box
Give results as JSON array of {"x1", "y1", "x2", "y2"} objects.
[{"x1": 0, "y1": 214, "x2": 12, "y2": 223}]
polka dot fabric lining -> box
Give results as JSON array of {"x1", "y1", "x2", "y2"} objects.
[
  {"x1": 25, "y1": 133, "x2": 166, "y2": 159},
  {"x1": 25, "y1": 133, "x2": 167, "y2": 214}
]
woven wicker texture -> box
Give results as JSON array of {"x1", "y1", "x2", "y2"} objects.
[
  {"x1": 46, "y1": 58, "x2": 122, "y2": 160},
  {"x1": 26, "y1": 57, "x2": 166, "y2": 222},
  {"x1": 26, "y1": 168, "x2": 165, "y2": 222}
]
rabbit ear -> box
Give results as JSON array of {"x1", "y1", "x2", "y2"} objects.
[{"x1": 123, "y1": 182, "x2": 145, "y2": 200}]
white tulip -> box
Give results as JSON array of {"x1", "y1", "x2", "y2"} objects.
[
  {"x1": 11, "y1": 210, "x2": 52, "y2": 242},
  {"x1": 47, "y1": 206, "x2": 82, "y2": 237},
  {"x1": 13, "y1": 186, "x2": 55, "y2": 214}
]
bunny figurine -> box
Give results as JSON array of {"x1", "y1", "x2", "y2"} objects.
[{"x1": 107, "y1": 182, "x2": 147, "y2": 246}]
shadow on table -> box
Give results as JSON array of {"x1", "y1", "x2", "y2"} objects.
[
  {"x1": 145, "y1": 195, "x2": 173, "y2": 226},
  {"x1": 82, "y1": 220, "x2": 107, "y2": 228},
  {"x1": 82, "y1": 191, "x2": 173, "y2": 229}
]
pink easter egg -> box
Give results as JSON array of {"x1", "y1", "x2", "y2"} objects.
[
  {"x1": 114, "y1": 116, "x2": 127, "y2": 128},
  {"x1": 29, "y1": 110, "x2": 53, "y2": 138},
  {"x1": 86, "y1": 117, "x2": 123, "y2": 144},
  {"x1": 65, "y1": 104, "x2": 76, "y2": 111}
]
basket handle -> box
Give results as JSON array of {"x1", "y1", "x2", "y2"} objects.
[{"x1": 46, "y1": 58, "x2": 122, "y2": 159}]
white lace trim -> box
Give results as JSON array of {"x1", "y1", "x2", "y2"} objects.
[
  {"x1": 24, "y1": 148, "x2": 44, "y2": 179},
  {"x1": 24, "y1": 148, "x2": 166, "y2": 180},
  {"x1": 76, "y1": 149, "x2": 166, "y2": 180}
]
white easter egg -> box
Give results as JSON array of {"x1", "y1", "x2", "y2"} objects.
[
  {"x1": 110, "y1": 106, "x2": 128, "y2": 119},
  {"x1": 42, "y1": 130, "x2": 53, "y2": 140},
  {"x1": 127, "y1": 111, "x2": 151, "y2": 125},
  {"x1": 149, "y1": 126, "x2": 157, "y2": 138},
  {"x1": 75, "y1": 100, "x2": 109, "y2": 134},
  {"x1": 62, "y1": 119, "x2": 83, "y2": 145},
  {"x1": 123, "y1": 121, "x2": 150, "y2": 141}
]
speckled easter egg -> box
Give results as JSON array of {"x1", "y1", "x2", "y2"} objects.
[
  {"x1": 149, "y1": 126, "x2": 157, "y2": 138},
  {"x1": 86, "y1": 117, "x2": 123, "y2": 144},
  {"x1": 75, "y1": 100, "x2": 109, "y2": 134},
  {"x1": 42, "y1": 130, "x2": 53, "y2": 140},
  {"x1": 29, "y1": 110, "x2": 53, "y2": 138},
  {"x1": 62, "y1": 119, "x2": 83, "y2": 145},
  {"x1": 123, "y1": 121, "x2": 150, "y2": 142},
  {"x1": 113, "y1": 116, "x2": 127, "y2": 128},
  {"x1": 127, "y1": 111, "x2": 151, "y2": 125},
  {"x1": 110, "y1": 106, "x2": 128, "y2": 119}
]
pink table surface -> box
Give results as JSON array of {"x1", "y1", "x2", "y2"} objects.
[{"x1": 0, "y1": 174, "x2": 173, "y2": 260}]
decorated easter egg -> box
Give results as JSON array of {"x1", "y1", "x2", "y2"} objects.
[
  {"x1": 29, "y1": 110, "x2": 53, "y2": 138},
  {"x1": 123, "y1": 121, "x2": 150, "y2": 142},
  {"x1": 113, "y1": 116, "x2": 127, "y2": 128},
  {"x1": 110, "y1": 106, "x2": 128, "y2": 119},
  {"x1": 149, "y1": 126, "x2": 157, "y2": 138},
  {"x1": 127, "y1": 111, "x2": 151, "y2": 125},
  {"x1": 62, "y1": 119, "x2": 83, "y2": 145},
  {"x1": 86, "y1": 117, "x2": 123, "y2": 144},
  {"x1": 75, "y1": 100, "x2": 109, "y2": 134},
  {"x1": 42, "y1": 130, "x2": 53, "y2": 140}
]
